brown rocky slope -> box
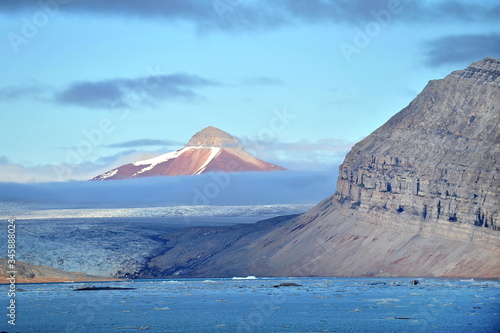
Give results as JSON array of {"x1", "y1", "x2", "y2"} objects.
[
  {"x1": 141, "y1": 58, "x2": 500, "y2": 278},
  {"x1": 0, "y1": 259, "x2": 118, "y2": 283}
]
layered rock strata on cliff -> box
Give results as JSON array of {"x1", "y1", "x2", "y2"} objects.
[{"x1": 335, "y1": 57, "x2": 499, "y2": 234}]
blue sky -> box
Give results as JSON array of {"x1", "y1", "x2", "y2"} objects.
[{"x1": 0, "y1": 0, "x2": 499, "y2": 182}]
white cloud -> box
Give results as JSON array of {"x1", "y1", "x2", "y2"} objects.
[
  {"x1": 242, "y1": 137, "x2": 355, "y2": 171},
  {"x1": 0, "y1": 151, "x2": 159, "y2": 183}
]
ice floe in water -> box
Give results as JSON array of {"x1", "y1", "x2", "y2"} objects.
[{"x1": 232, "y1": 276, "x2": 257, "y2": 280}]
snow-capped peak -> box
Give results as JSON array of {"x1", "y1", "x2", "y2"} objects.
[{"x1": 91, "y1": 127, "x2": 286, "y2": 180}]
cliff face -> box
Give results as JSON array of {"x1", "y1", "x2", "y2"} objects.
[
  {"x1": 336, "y1": 57, "x2": 499, "y2": 234},
  {"x1": 142, "y1": 58, "x2": 500, "y2": 278}
]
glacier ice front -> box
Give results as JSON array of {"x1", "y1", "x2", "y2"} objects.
[{"x1": 2, "y1": 204, "x2": 312, "y2": 277}]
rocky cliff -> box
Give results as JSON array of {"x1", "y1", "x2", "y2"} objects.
[
  {"x1": 0, "y1": 259, "x2": 117, "y2": 283},
  {"x1": 336, "y1": 57, "x2": 499, "y2": 234},
  {"x1": 141, "y1": 58, "x2": 500, "y2": 278}
]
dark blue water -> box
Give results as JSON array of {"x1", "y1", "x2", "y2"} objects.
[{"x1": 2, "y1": 277, "x2": 499, "y2": 332}]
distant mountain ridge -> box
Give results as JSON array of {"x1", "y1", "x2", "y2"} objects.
[{"x1": 92, "y1": 126, "x2": 286, "y2": 180}]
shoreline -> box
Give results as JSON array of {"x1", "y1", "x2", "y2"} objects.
[
  {"x1": 3, "y1": 276, "x2": 499, "y2": 285},
  {"x1": 1, "y1": 277, "x2": 123, "y2": 284}
]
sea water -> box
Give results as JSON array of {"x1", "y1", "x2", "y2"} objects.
[{"x1": 1, "y1": 277, "x2": 498, "y2": 332}]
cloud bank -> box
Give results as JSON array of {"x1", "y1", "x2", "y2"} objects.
[
  {"x1": 1, "y1": 0, "x2": 498, "y2": 31},
  {"x1": 0, "y1": 72, "x2": 219, "y2": 109},
  {"x1": 55, "y1": 73, "x2": 219, "y2": 109},
  {"x1": 424, "y1": 33, "x2": 500, "y2": 67},
  {"x1": 242, "y1": 76, "x2": 285, "y2": 86},
  {"x1": 0, "y1": 170, "x2": 338, "y2": 207},
  {"x1": 0, "y1": 84, "x2": 48, "y2": 99},
  {"x1": 104, "y1": 139, "x2": 183, "y2": 149},
  {"x1": 243, "y1": 137, "x2": 355, "y2": 171}
]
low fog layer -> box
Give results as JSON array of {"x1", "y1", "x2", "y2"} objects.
[{"x1": 0, "y1": 170, "x2": 338, "y2": 208}]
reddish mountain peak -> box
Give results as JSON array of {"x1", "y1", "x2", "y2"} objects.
[
  {"x1": 91, "y1": 126, "x2": 286, "y2": 180},
  {"x1": 186, "y1": 126, "x2": 242, "y2": 148}
]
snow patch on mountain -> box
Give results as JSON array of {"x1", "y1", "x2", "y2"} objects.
[
  {"x1": 97, "y1": 168, "x2": 118, "y2": 180},
  {"x1": 132, "y1": 147, "x2": 192, "y2": 175},
  {"x1": 194, "y1": 147, "x2": 221, "y2": 175}
]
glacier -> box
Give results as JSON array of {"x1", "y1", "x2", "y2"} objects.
[{"x1": 0, "y1": 203, "x2": 313, "y2": 277}]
